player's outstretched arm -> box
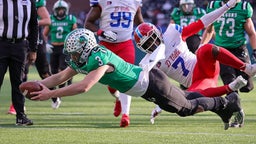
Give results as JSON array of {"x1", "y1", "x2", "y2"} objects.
[
  {"x1": 40, "y1": 67, "x2": 77, "y2": 88},
  {"x1": 182, "y1": 0, "x2": 238, "y2": 40},
  {"x1": 200, "y1": 0, "x2": 238, "y2": 27},
  {"x1": 31, "y1": 65, "x2": 110, "y2": 101}
]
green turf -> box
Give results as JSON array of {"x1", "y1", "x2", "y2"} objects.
[{"x1": 0, "y1": 66, "x2": 255, "y2": 144}]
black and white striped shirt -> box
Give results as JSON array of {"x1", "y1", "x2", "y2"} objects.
[{"x1": 0, "y1": 0, "x2": 38, "y2": 51}]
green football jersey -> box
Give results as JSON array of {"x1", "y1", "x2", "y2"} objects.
[
  {"x1": 68, "y1": 46, "x2": 143, "y2": 93},
  {"x1": 170, "y1": 7, "x2": 206, "y2": 35},
  {"x1": 49, "y1": 15, "x2": 77, "y2": 43},
  {"x1": 207, "y1": 1, "x2": 253, "y2": 48}
]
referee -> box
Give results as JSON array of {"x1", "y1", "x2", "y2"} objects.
[{"x1": 0, "y1": 0, "x2": 38, "y2": 126}]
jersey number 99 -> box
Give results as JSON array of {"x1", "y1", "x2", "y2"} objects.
[{"x1": 110, "y1": 12, "x2": 131, "y2": 28}]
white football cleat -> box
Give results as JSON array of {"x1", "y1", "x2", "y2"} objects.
[
  {"x1": 150, "y1": 105, "x2": 162, "y2": 124},
  {"x1": 228, "y1": 75, "x2": 247, "y2": 91},
  {"x1": 244, "y1": 63, "x2": 256, "y2": 77},
  {"x1": 52, "y1": 97, "x2": 61, "y2": 109}
]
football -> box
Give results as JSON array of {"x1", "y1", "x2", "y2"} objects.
[{"x1": 19, "y1": 81, "x2": 42, "y2": 100}]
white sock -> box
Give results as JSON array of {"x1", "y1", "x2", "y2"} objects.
[
  {"x1": 155, "y1": 105, "x2": 162, "y2": 113},
  {"x1": 119, "y1": 93, "x2": 131, "y2": 115}
]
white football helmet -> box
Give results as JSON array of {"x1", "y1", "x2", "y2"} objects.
[
  {"x1": 53, "y1": 0, "x2": 69, "y2": 20},
  {"x1": 64, "y1": 28, "x2": 98, "y2": 65},
  {"x1": 179, "y1": 0, "x2": 195, "y2": 14},
  {"x1": 133, "y1": 23, "x2": 163, "y2": 54}
]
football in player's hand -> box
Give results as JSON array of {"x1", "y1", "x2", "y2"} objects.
[{"x1": 19, "y1": 81, "x2": 42, "y2": 100}]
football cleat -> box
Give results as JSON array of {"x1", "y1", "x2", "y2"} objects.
[
  {"x1": 215, "y1": 92, "x2": 241, "y2": 130},
  {"x1": 16, "y1": 114, "x2": 33, "y2": 126},
  {"x1": 230, "y1": 109, "x2": 245, "y2": 128},
  {"x1": 120, "y1": 114, "x2": 130, "y2": 127},
  {"x1": 244, "y1": 63, "x2": 256, "y2": 77},
  {"x1": 228, "y1": 75, "x2": 247, "y2": 91},
  {"x1": 150, "y1": 105, "x2": 162, "y2": 124},
  {"x1": 7, "y1": 104, "x2": 16, "y2": 115},
  {"x1": 51, "y1": 97, "x2": 62, "y2": 109}
]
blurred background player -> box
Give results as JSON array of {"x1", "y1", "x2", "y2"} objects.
[
  {"x1": 170, "y1": 0, "x2": 206, "y2": 54},
  {"x1": 200, "y1": 0, "x2": 256, "y2": 127},
  {"x1": 84, "y1": 0, "x2": 144, "y2": 127},
  {"x1": 43, "y1": 0, "x2": 77, "y2": 109},
  {"x1": 7, "y1": 0, "x2": 53, "y2": 114}
]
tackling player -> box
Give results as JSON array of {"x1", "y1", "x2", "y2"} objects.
[
  {"x1": 170, "y1": 0, "x2": 206, "y2": 53},
  {"x1": 133, "y1": 0, "x2": 255, "y2": 128}
]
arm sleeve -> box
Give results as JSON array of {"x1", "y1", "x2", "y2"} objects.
[
  {"x1": 182, "y1": 1, "x2": 231, "y2": 41},
  {"x1": 200, "y1": 2, "x2": 229, "y2": 27},
  {"x1": 181, "y1": 20, "x2": 204, "y2": 41}
]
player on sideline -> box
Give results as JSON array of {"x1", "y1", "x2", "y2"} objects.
[
  {"x1": 31, "y1": 28, "x2": 242, "y2": 130},
  {"x1": 170, "y1": 0, "x2": 206, "y2": 53},
  {"x1": 133, "y1": 0, "x2": 256, "y2": 126}
]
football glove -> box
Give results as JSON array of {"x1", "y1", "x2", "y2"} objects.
[
  {"x1": 97, "y1": 30, "x2": 117, "y2": 42},
  {"x1": 46, "y1": 43, "x2": 53, "y2": 54}
]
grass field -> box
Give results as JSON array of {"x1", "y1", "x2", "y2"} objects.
[{"x1": 0, "y1": 66, "x2": 255, "y2": 144}]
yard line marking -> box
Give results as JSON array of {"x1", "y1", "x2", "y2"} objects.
[{"x1": 19, "y1": 128, "x2": 256, "y2": 137}]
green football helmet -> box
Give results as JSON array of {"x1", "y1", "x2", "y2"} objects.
[{"x1": 64, "y1": 28, "x2": 98, "y2": 65}]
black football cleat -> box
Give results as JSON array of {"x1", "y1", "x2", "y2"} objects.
[
  {"x1": 16, "y1": 114, "x2": 33, "y2": 126},
  {"x1": 229, "y1": 109, "x2": 245, "y2": 128},
  {"x1": 215, "y1": 92, "x2": 242, "y2": 130}
]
